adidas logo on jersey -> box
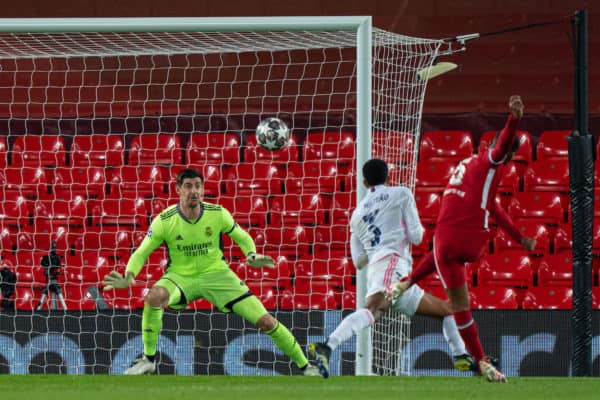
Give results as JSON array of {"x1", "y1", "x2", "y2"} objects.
[{"x1": 176, "y1": 235, "x2": 184, "y2": 240}]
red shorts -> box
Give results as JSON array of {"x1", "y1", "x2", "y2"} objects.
[{"x1": 433, "y1": 227, "x2": 489, "y2": 289}]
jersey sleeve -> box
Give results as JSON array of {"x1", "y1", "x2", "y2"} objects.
[
  {"x1": 125, "y1": 216, "x2": 165, "y2": 277},
  {"x1": 489, "y1": 113, "x2": 520, "y2": 164},
  {"x1": 400, "y1": 187, "x2": 424, "y2": 245},
  {"x1": 490, "y1": 200, "x2": 523, "y2": 242},
  {"x1": 221, "y1": 206, "x2": 256, "y2": 257},
  {"x1": 350, "y1": 232, "x2": 367, "y2": 267}
]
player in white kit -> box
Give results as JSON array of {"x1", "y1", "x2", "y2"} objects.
[{"x1": 308, "y1": 159, "x2": 475, "y2": 378}]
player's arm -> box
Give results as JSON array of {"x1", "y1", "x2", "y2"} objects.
[
  {"x1": 489, "y1": 200, "x2": 523, "y2": 242},
  {"x1": 489, "y1": 95, "x2": 523, "y2": 163},
  {"x1": 350, "y1": 232, "x2": 368, "y2": 270},
  {"x1": 222, "y1": 207, "x2": 274, "y2": 268},
  {"x1": 401, "y1": 187, "x2": 424, "y2": 245},
  {"x1": 103, "y1": 217, "x2": 164, "y2": 290}
]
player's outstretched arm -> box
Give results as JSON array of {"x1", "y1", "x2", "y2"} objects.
[{"x1": 103, "y1": 271, "x2": 135, "y2": 290}]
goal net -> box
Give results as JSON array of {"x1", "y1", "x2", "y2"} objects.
[{"x1": 0, "y1": 17, "x2": 442, "y2": 375}]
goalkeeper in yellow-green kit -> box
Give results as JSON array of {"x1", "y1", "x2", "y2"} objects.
[{"x1": 103, "y1": 168, "x2": 320, "y2": 376}]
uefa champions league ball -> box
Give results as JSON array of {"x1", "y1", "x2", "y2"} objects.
[{"x1": 255, "y1": 117, "x2": 290, "y2": 150}]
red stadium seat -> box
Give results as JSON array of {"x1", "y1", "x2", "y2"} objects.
[
  {"x1": 330, "y1": 192, "x2": 356, "y2": 225},
  {"x1": 493, "y1": 220, "x2": 550, "y2": 256},
  {"x1": 15, "y1": 251, "x2": 53, "y2": 282},
  {"x1": 536, "y1": 130, "x2": 569, "y2": 160},
  {"x1": 285, "y1": 284, "x2": 341, "y2": 310},
  {"x1": 0, "y1": 136, "x2": 6, "y2": 169},
  {"x1": 313, "y1": 225, "x2": 351, "y2": 259},
  {"x1": 222, "y1": 163, "x2": 283, "y2": 196},
  {"x1": 269, "y1": 194, "x2": 330, "y2": 226},
  {"x1": 108, "y1": 165, "x2": 165, "y2": 199},
  {"x1": 71, "y1": 134, "x2": 125, "y2": 167},
  {"x1": 4, "y1": 167, "x2": 50, "y2": 200},
  {"x1": 415, "y1": 159, "x2": 455, "y2": 193},
  {"x1": 33, "y1": 196, "x2": 87, "y2": 231},
  {"x1": 419, "y1": 130, "x2": 473, "y2": 162},
  {"x1": 372, "y1": 131, "x2": 415, "y2": 167},
  {"x1": 11, "y1": 135, "x2": 66, "y2": 167},
  {"x1": 340, "y1": 291, "x2": 356, "y2": 309},
  {"x1": 0, "y1": 225, "x2": 16, "y2": 256},
  {"x1": 537, "y1": 254, "x2": 573, "y2": 287},
  {"x1": 412, "y1": 228, "x2": 434, "y2": 258},
  {"x1": 0, "y1": 192, "x2": 30, "y2": 228},
  {"x1": 222, "y1": 227, "x2": 265, "y2": 261},
  {"x1": 478, "y1": 130, "x2": 532, "y2": 169},
  {"x1": 14, "y1": 284, "x2": 39, "y2": 310},
  {"x1": 187, "y1": 132, "x2": 240, "y2": 165},
  {"x1": 415, "y1": 190, "x2": 441, "y2": 227},
  {"x1": 72, "y1": 230, "x2": 132, "y2": 261},
  {"x1": 244, "y1": 131, "x2": 300, "y2": 164},
  {"x1": 478, "y1": 252, "x2": 533, "y2": 287},
  {"x1": 16, "y1": 225, "x2": 70, "y2": 254},
  {"x1": 294, "y1": 259, "x2": 347, "y2": 290},
  {"x1": 236, "y1": 255, "x2": 292, "y2": 288},
  {"x1": 103, "y1": 284, "x2": 149, "y2": 309},
  {"x1": 285, "y1": 160, "x2": 340, "y2": 194},
  {"x1": 53, "y1": 167, "x2": 107, "y2": 200},
  {"x1": 245, "y1": 282, "x2": 278, "y2": 310},
  {"x1": 522, "y1": 287, "x2": 572, "y2": 309},
  {"x1": 303, "y1": 131, "x2": 355, "y2": 163},
  {"x1": 128, "y1": 133, "x2": 183, "y2": 165},
  {"x1": 553, "y1": 224, "x2": 572, "y2": 254},
  {"x1": 91, "y1": 198, "x2": 148, "y2": 228},
  {"x1": 470, "y1": 286, "x2": 519, "y2": 309},
  {"x1": 507, "y1": 192, "x2": 564, "y2": 226},
  {"x1": 524, "y1": 159, "x2": 569, "y2": 198},
  {"x1": 62, "y1": 284, "x2": 98, "y2": 311},
  {"x1": 263, "y1": 225, "x2": 313, "y2": 259},
  {"x1": 219, "y1": 195, "x2": 267, "y2": 228}
]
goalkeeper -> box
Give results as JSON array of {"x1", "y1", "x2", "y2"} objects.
[{"x1": 103, "y1": 168, "x2": 319, "y2": 376}]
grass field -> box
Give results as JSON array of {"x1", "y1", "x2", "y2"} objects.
[{"x1": 1, "y1": 376, "x2": 599, "y2": 400}]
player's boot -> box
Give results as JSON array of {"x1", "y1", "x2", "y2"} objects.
[
  {"x1": 303, "y1": 362, "x2": 322, "y2": 376},
  {"x1": 388, "y1": 277, "x2": 411, "y2": 300},
  {"x1": 453, "y1": 353, "x2": 477, "y2": 372},
  {"x1": 479, "y1": 359, "x2": 507, "y2": 383},
  {"x1": 308, "y1": 342, "x2": 331, "y2": 378},
  {"x1": 124, "y1": 356, "x2": 156, "y2": 375}
]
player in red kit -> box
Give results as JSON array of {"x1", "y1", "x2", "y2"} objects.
[{"x1": 389, "y1": 95, "x2": 536, "y2": 382}]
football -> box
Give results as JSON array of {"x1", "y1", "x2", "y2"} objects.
[{"x1": 255, "y1": 117, "x2": 290, "y2": 150}]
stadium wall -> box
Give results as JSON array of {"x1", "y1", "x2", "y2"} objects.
[{"x1": 1, "y1": 310, "x2": 599, "y2": 376}]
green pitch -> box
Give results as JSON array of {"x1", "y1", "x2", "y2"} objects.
[{"x1": 1, "y1": 376, "x2": 599, "y2": 400}]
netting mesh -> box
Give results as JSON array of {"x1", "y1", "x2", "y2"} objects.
[{"x1": 0, "y1": 26, "x2": 440, "y2": 375}]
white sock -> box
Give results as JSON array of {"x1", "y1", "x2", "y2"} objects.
[
  {"x1": 326, "y1": 309, "x2": 374, "y2": 351},
  {"x1": 443, "y1": 315, "x2": 467, "y2": 356}
]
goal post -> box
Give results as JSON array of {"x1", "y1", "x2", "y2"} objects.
[{"x1": 0, "y1": 17, "x2": 442, "y2": 375}]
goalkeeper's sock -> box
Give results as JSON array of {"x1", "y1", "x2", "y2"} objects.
[
  {"x1": 326, "y1": 309, "x2": 374, "y2": 351},
  {"x1": 142, "y1": 304, "x2": 163, "y2": 357},
  {"x1": 442, "y1": 315, "x2": 468, "y2": 356},
  {"x1": 266, "y1": 320, "x2": 309, "y2": 368},
  {"x1": 454, "y1": 310, "x2": 485, "y2": 362}
]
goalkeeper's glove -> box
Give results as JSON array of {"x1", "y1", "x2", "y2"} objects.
[
  {"x1": 103, "y1": 271, "x2": 135, "y2": 290},
  {"x1": 246, "y1": 252, "x2": 275, "y2": 269}
]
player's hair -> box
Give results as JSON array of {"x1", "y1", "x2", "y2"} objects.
[
  {"x1": 176, "y1": 168, "x2": 204, "y2": 187},
  {"x1": 490, "y1": 131, "x2": 521, "y2": 154},
  {"x1": 362, "y1": 158, "x2": 389, "y2": 186}
]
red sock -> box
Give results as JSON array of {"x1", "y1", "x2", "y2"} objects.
[
  {"x1": 409, "y1": 252, "x2": 436, "y2": 284},
  {"x1": 453, "y1": 310, "x2": 485, "y2": 362}
]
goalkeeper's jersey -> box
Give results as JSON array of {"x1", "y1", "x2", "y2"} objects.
[{"x1": 126, "y1": 202, "x2": 256, "y2": 277}]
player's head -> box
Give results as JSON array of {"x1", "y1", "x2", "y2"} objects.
[
  {"x1": 362, "y1": 159, "x2": 388, "y2": 187},
  {"x1": 175, "y1": 168, "x2": 204, "y2": 208},
  {"x1": 490, "y1": 133, "x2": 521, "y2": 163}
]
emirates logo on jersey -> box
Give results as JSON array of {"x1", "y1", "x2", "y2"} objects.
[{"x1": 205, "y1": 227, "x2": 212, "y2": 237}]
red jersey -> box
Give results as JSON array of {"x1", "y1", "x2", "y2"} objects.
[{"x1": 436, "y1": 114, "x2": 523, "y2": 241}]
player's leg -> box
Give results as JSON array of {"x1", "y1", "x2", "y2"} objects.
[
  {"x1": 124, "y1": 280, "x2": 180, "y2": 375},
  {"x1": 390, "y1": 251, "x2": 436, "y2": 299}
]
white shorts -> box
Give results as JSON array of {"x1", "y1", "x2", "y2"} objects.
[{"x1": 366, "y1": 253, "x2": 424, "y2": 316}]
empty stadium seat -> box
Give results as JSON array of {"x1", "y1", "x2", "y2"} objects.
[
  {"x1": 187, "y1": 132, "x2": 240, "y2": 165},
  {"x1": 91, "y1": 198, "x2": 148, "y2": 228},
  {"x1": 222, "y1": 163, "x2": 283, "y2": 196},
  {"x1": 415, "y1": 159, "x2": 455, "y2": 193},
  {"x1": 263, "y1": 225, "x2": 313, "y2": 259},
  {"x1": 522, "y1": 287, "x2": 572, "y2": 309},
  {"x1": 0, "y1": 192, "x2": 30, "y2": 228},
  {"x1": 71, "y1": 134, "x2": 125, "y2": 167},
  {"x1": 313, "y1": 225, "x2": 351, "y2": 259},
  {"x1": 16, "y1": 225, "x2": 70, "y2": 254},
  {"x1": 294, "y1": 259, "x2": 347, "y2": 290},
  {"x1": 415, "y1": 190, "x2": 441, "y2": 227},
  {"x1": 53, "y1": 166, "x2": 107, "y2": 199},
  {"x1": 34, "y1": 196, "x2": 87, "y2": 232},
  {"x1": 330, "y1": 192, "x2": 355, "y2": 225},
  {"x1": 470, "y1": 286, "x2": 519, "y2": 309},
  {"x1": 303, "y1": 131, "x2": 355, "y2": 163},
  {"x1": 71, "y1": 230, "x2": 132, "y2": 260},
  {"x1": 537, "y1": 255, "x2": 573, "y2": 287},
  {"x1": 493, "y1": 220, "x2": 550, "y2": 256},
  {"x1": 536, "y1": 130, "x2": 569, "y2": 160},
  {"x1": 0, "y1": 136, "x2": 6, "y2": 169},
  {"x1": 269, "y1": 194, "x2": 329, "y2": 226},
  {"x1": 11, "y1": 135, "x2": 66, "y2": 167},
  {"x1": 553, "y1": 224, "x2": 572, "y2": 254},
  {"x1": 244, "y1": 131, "x2": 300, "y2": 164},
  {"x1": 4, "y1": 167, "x2": 50, "y2": 200},
  {"x1": 372, "y1": 131, "x2": 415, "y2": 166},
  {"x1": 128, "y1": 133, "x2": 182, "y2": 165},
  {"x1": 245, "y1": 282, "x2": 278, "y2": 310},
  {"x1": 478, "y1": 252, "x2": 533, "y2": 287},
  {"x1": 219, "y1": 195, "x2": 267, "y2": 228},
  {"x1": 507, "y1": 192, "x2": 564, "y2": 226},
  {"x1": 285, "y1": 160, "x2": 340, "y2": 194},
  {"x1": 523, "y1": 159, "x2": 569, "y2": 196},
  {"x1": 419, "y1": 130, "x2": 473, "y2": 162},
  {"x1": 108, "y1": 165, "x2": 165, "y2": 199}
]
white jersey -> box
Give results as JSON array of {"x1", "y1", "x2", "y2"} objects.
[{"x1": 349, "y1": 184, "x2": 424, "y2": 266}]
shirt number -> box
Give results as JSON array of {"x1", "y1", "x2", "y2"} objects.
[{"x1": 362, "y1": 209, "x2": 381, "y2": 247}]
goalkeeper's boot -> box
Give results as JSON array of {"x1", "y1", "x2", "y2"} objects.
[
  {"x1": 453, "y1": 353, "x2": 477, "y2": 372},
  {"x1": 303, "y1": 362, "x2": 322, "y2": 376},
  {"x1": 479, "y1": 358, "x2": 507, "y2": 383},
  {"x1": 309, "y1": 342, "x2": 331, "y2": 378},
  {"x1": 124, "y1": 356, "x2": 156, "y2": 375}
]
